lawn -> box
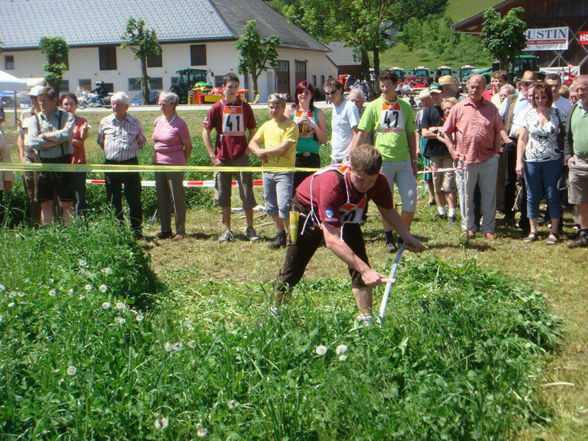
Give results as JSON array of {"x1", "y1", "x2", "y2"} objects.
[{"x1": 0, "y1": 108, "x2": 587, "y2": 440}]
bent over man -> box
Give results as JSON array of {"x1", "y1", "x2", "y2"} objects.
[{"x1": 274, "y1": 144, "x2": 424, "y2": 324}]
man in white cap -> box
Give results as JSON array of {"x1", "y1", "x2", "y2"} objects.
[{"x1": 16, "y1": 85, "x2": 44, "y2": 224}]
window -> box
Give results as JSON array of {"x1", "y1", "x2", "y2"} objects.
[
  {"x1": 149, "y1": 77, "x2": 163, "y2": 90},
  {"x1": 295, "y1": 60, "x2": 307, "y2": 85},
  {"x1": 104, "y1": 83, "x2": 114, "y2": 93},
  {"x1": 129, "y1": 77, "x2": 163, "y2": 91},
  {"x1": 190, "y1": 44, "x2": 206, "y2": 66},
  {"x1": 171, "y1": 77, "x2": 179, "y2": 87},
  {"x1": 4, "y1": 55, "x2": 14, "y2": 70},
  {"x1": 147, "y1": 52, "x2": 162, "y2": 68},
  {"x1": 99, "y1": 46, "x2": 117, "y2": 70},
  {"x1": 214, "y1": 75, "x2": 224, "y2": 87},
  {"x1": 320, "y1": 75, "x2": 325, "y2": 89},
  {"x1": 78, "y1": 79, "x2": 92, "y2": 90},
  {"x1": 312, "y1": 75, "x2": 317, "y2": 88},
  {"x1": 128, "y1": 78, "x2": 142, "y2": 91},
  {"x1": 59, "y1": 80, "x2": 70, "y2": 92}
]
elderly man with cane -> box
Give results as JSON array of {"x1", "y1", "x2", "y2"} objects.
[{"x1": 273, "y1": 144, "x2": 424, "y2": 326}]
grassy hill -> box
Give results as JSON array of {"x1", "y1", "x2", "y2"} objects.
[{"x1": 381, "y1": 0, "x2": 498, "y2": 70}]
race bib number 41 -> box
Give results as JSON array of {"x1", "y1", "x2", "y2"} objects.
[
  {"x1": 379, "y1": 102, "x2": 405, "y2": 133},
  {"x1": 222, "y1": 106, "x2": 245, "y2": 136}
]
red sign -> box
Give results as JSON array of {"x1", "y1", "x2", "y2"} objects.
[{"x1": 579, "y1": 31, "x2": 588, "y2": 45}]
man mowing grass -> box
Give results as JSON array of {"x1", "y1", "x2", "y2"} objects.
[{"x1": 274, "y1": 144, "x2": 424, "y2": 325}]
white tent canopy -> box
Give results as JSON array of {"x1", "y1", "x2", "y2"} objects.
[{"x1": 0, "y1": 70, "x2": 28, "y2": 91}]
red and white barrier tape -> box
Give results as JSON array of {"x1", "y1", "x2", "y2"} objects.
[{"x1": 86, "y1": 179, "x2": 264, "y2": 188}]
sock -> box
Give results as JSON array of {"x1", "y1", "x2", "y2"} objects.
[
  {"x1": 437, "y1": 206, "x2": 446, "y2": 215},
  {"x1": 448, "y1": 208, "x2": 456, "y2": 217},
  {"x1": 385, "y1": 230, "x2": 395, "y2": 243}
]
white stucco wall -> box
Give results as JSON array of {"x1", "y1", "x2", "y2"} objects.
[{"x1": 2, "y1": 41, "x2": 336, "y2": 102}]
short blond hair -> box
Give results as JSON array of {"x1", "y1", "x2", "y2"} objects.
[
  {"x1": 267, "y1": 93, "x2": 286, "y2": 107},
  {"x1": 350, "y1": 144, "x2": 382, "y2": 175}
]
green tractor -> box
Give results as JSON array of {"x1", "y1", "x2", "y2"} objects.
[
  {"x1": 413, "y1": 66, "x2": 432, "y2": 79},
  {"x1": 390, "y1": 67, "x2": 406, "y2": 80},
  {"x1": 458, "y1": 65, "x2": 476, "y2": 84},
  {"x1": 170, "y1": 68, "x2": 209, "y2": 104}
]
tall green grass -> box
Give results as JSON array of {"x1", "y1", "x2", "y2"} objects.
[{"x1": 0, "y1": 220, "x2": 560, "y2": 440}]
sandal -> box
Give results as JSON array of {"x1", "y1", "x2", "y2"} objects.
[
  {"x1": 546, "y1": 233, "x2": 559, "y2": 245},
  {"x1": 523, "y1": 232, "x2": 538, "y2": 243}
]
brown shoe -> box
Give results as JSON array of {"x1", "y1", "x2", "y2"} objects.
[{"x1": 484, "y1": 232, "x2": 496, "y2": 240}]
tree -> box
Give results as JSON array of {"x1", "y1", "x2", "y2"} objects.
[
  {"x1": 121, "y1": 18, "x2": 162, "y2": 105},
  {"x1": 481, "y1": 7, "x2": 527, "y2": 78},
  {"x1": 297, "y1": 0, "x2": 446, "y2": 99},
  {"x1": 235, "y1": 20, "x2": 280, "y2": 97},
  {"x1": 39, "y1": 37, "x2": 69, "y2": 93}
]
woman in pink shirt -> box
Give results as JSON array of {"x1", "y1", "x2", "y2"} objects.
[
  {"x1": 152, "y1": 92, "x2": 193, "y2": 240},
  {"x1": 60, "y1": 93, "x2": 89, "y2": 216}
]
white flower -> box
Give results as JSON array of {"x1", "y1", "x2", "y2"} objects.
[
  {"x1": 0, "y1": 284, "x2": 5, "y2": 292},
  {"x1": 9, "y1": 291, "x2": 17, "y2": 298},
  {"x1": 78, "y1": 259, "x2": 88, "y2": 268},
  {"x1": 187, "y1": 340, "x2": 196, "y2": 348},
  {"x1": 78, "y1": 295, "x2": 86, "y2": 300},
  {"x1": 335, "y1": 344, "x2": 348, "y2": 355},
  {"x1": 115, "y1": 302, "x2": 126, "y2": 310},
  {"x1": 154, "y1": 415, "x2": 169, "y2": 430},
  {"x1": 338, "y1": 354, "x2": 348, "y2": 362},
  {"x1": 164, "y1": 342, "x2": 174, "y2": 352},
  {"x1": 196, "y1": 427, "x2": 208, "y2": 437},
  {"x1": 48, "y1": 289, "x2": 56, "y2": 297},
  {"x1": 17, "y1": 292, "x2": 24, "y2": 297},
  {"x1": 227, "y1": 399, "x2": 239, "y2": 409},
  {"x1": 101, "y1": 302, "x2": 111, "y2": 309},
  {"x1": 66, "y1": 365, "x2": 77, "y2": 376},
  {"x1": 315, "y1": 345, "x2": 328, "y2": 356},
  {"x1": 8, "y1": 302, "x2": 15, "y2": 308},
  {"x1": 99, "y1": 285, "x2": 108, "y2": 293},
  {"x1": 85, "y1": 284, "x2": 92, "y2": 292},
  {"x1": 115, "y1": 317, "x2": 126, "y2": 324},
  {"x1": 102, "y1": 267, "x2": 113, "y2": 275},
  {"x1": 68, "y1": 288, "x2": 74, "y2": 295},
  {"x1": 24, "y1": 278, "x2": 30, "y2": 284},
  {"x1": 174, "y1": 342, "x2": 183, "y2": 351},
  {"x1": 48, "y1": 279, "x2": 55, "y2": 284},
  {"x1": 136, "y1": 313, "x2": 144, "y2": 322}
]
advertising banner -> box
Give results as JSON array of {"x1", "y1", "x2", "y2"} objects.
[
  {"x1": 524, "y1": 27, "x2": 569, "y2": 51},
  {"x1": 579, "y1": 31, "x2": 588, "y2": 45}
]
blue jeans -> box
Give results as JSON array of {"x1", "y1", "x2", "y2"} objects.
[{"x1": 523, "y1": 159, "x2": 562, "y2": 220}]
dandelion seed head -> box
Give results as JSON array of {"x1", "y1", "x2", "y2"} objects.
[
  {"x1": 336, "y1": 344, "x2": 348, "y2": 355},
  {"x1": 154, "y1": 415, "x2": 169, "y2": 430},
  {"x1": 85, "y1": 284, "x2": 92, "y2": 292},
  {"x1": 78, "y1": 259, "x2": 87, "y2": 268},
  {"x1": 338, "y1": 354, "x2": 348, "y2": 361},
  {"x1": 115, "y1": 317, "x2": 126, "y2": 324},
  {"x1": 9, "y1": 291, "x2": 17, "y2": 298},
  {"x1": 115, "y1": 302, "x2": 125, "y2": 310},
  {"x1": 48, "y1": 289, "x2": 56, "y2": 297},
  {"x1": 187, "y1": 340, "x2": 196, "y2": 348},
  {"x1": 102, "y1": 267, "x2": 113, "y2": 275},
  {"x1": 227, "y1": 399, "x2": 239, "y2": 409},
  {"x1": 66, "y1": 365, "x2": 77, "y2": 376},
  {"x1": 173, "y1": 342, "x2": 183, "y2": 351},
  {"x1": 164, "y1": 342, "x2": 174, "y2": 352},
  {"x1": 196, "y1": 427, "x2": 208, "y2": 437},
  {"x1": 315, "y1": 345, "x2": 328, "y2": 356},
  {"x1": 136, "y1": 313, "x2": 144, "y2": 322},
  {"x1": 99, "y1": 285, "x2": 108, "y2": 293},
  {"x1": 101, "y1": 302, "x2": 111, "y2": 309}
]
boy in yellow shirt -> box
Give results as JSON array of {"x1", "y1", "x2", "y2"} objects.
[{"x1": 249, "y1": 94, "x2": 299, "y2": 248}]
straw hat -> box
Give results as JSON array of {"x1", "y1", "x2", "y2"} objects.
[
  {"x1": 417, "y1": 89, "x2": 431, "y2": 99},
  {"x1": 520, "y1": 71, "x2": 538, "y2": 82},
  {"x1": 438, "y1": 75, "x2": 458, "y2": 86}
]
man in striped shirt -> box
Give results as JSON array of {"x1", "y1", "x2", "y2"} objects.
[{"x1": 98, "y1": 92, "x2": 146, "y2": 237}]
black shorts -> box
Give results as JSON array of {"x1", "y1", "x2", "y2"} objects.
[
  {"x1": 36, "y1": 155, "x2": 76, "y2": 203},
  {"x1": 276, "y1": 204, "x2": 370, "y2": 292}
]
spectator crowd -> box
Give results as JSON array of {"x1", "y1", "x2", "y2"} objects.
[{"x1": 1, "y1": 70, "x2": 587, "y2": 250}]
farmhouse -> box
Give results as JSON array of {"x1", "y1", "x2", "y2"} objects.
[
  {"x1": 453, "y1": 0, "x2": 588, "y2": 74},
  {"x1": 0, "y1": 0, "x2": 336, "y2": 101}
]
